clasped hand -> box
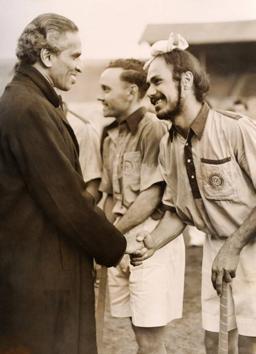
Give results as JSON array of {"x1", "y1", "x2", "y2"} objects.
[{"x1": 125, "y1": 230, "x2": 156, "y2": 266}]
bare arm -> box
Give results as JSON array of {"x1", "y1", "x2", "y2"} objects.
[
  {"x1": 115, "y1": 183, "x2": 162, "y2": 234},
  {"x1": 147, "y1": 210, "x2": 185, "y2": 248},
  {"x1": 212, "y1": 206, "x2": 256, "y2": 295},
  {"x1": 103, "y1": 193, "x2": 146, "y2": 254}
]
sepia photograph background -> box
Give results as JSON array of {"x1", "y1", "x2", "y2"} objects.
[{"x1": 1, "y1": 0, "x2": 256, "y2": 352}]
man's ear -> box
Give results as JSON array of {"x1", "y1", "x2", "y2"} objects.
[
  {"x1": 181, "y1": 71, "x2": 193, "y2": 90},
  {"x1": 129, "y1": 84, "x2": 139, "y2": 97},
  {"x1": 40, "y1": 48, "x2": 54, "y2": 68}
]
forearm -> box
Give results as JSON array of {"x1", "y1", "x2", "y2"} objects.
[
  {"x1": 145, "y1": 210, "x2": 185, "y2": 250},
  {"x1": 115, "y1": 184, "x2": 162, "y2": 234},
  {"x1": 224, "y1": 206, "x2": 256, "y2": 252},
  {"x1": 212, "y1": 206, "x2": 256, "y2": 294},
  {"x1": 130, "y1": 210, "x2": 185, "y2": 266}
]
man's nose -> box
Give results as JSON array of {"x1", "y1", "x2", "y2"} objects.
[
  {"x1": 75, "y1": 59, "x2": 83, "y2": 73},
  {"x1": 147, "y1": 85, "x2": 156, "y2": 98}
]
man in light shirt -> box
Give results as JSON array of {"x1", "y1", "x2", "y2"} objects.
[
  {"x1": 98, "y1": 58, "x2": 185, "y2": 354},
  {"x1": 133, "y1": 34, "x2": 256, "y2": 354}
]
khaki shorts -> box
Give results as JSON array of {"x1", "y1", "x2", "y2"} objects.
[
  {"x1": 108, "y1": 217, "x2": 185, "y2": 327},
  {"x1": 202, "y1": 235, "x2": 256, "y2": 336}
]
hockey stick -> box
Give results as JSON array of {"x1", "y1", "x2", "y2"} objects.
[
  {"x1": 96, "y1": 265, "x2": 108, "y2": 354},
  {"x1": 218, "y1": 281, "x2": 229, "y2": 354}
]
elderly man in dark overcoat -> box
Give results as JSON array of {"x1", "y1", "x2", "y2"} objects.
[{"x1": 0, "y1": 13, "x2": 131, "y2": 354}]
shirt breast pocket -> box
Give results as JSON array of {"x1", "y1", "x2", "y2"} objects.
[
  {"x1": 201, "y1": 157, "x2": 238, "y2": 201},
  {"x1": 123, "y1": 151, "x2": 141, "y2": 192}
]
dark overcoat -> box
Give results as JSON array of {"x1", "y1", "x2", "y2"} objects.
[{"x1": 0, "y1": 65, "x2": 126, "y2": 354}]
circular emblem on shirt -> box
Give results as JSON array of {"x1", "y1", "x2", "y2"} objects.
[{"x1": 209, "y1": 174, "x2": 224, "y2": 188}]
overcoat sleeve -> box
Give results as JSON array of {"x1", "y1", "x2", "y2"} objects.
[{"x1": 7, "y1": 103, "x2": 126, "y2": 266}]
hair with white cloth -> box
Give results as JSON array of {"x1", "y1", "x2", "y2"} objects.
[
  {"x1": 144, "y1": 32, "x2": 210, "y2": 103},
  {"x1": 144, "y1": 32, "x2": 189, "y2": 70}
]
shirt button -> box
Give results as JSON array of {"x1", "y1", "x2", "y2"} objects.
[
  {"x1": 191, "y1": 175, "x2": 195, "y2": 179},
  {"x1": 185, "y1": 143, "x2": 189, "y2": 146},
  {"x1": 187, "y1": 159, "x2": 191, "y2": 163}
]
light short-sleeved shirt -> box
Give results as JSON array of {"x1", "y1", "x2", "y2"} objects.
[
  {"x1": 67, "y1": 111, "x2": 102, "y2": 184},
  {"x1": 159, "y1": 103, "x2": 256, "y2": 238},
  {"x1": 100, "y1": 107, "x2": 167, "y2": 216}
]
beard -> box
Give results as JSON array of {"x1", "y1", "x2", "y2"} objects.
[
  {"x1": 156, "y1": 100, "x2": 182, "y2": 121},
  {"x1": 153, "y1": 82, "x2": 182, "y2": 121}
]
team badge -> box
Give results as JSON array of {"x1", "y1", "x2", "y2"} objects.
[{"x1": 209, "y1": 174, "x2": 224, "y2": 188}]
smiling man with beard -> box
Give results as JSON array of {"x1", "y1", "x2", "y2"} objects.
[{"x1": 132, "y1": 33, "x2": 256, "y2": 354}]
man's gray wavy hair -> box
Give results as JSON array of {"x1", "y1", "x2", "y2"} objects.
[{"x1": 16, "y1": 13, "x2": 78, "y2": 65}]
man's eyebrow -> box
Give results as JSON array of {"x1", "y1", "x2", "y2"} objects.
[{"x1": 147, "y1": 75, "x2": 160, "y2": 84}]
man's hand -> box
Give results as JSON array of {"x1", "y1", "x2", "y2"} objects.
[
  {"x1": 124, "y1": 233, "x2": 145, "y2": 254},
  {"x1": 130, "y1": 247, "x2": 155, "y2": 266},
  {"x1": 130, "y1": 231, "x2": 156, "y2": 266},
  {"x1": 211, "y1": 241, "x2": 241, "y2": 296}
]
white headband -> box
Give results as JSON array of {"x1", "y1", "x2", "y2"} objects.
[{"x1": 144, "y1": 32, "x2": 189, "y2": 70}]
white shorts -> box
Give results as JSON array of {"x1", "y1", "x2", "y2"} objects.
[
  {"x1": 108, "y1": 217, "x2": 185, "y2": 327},
  {"x1": 202, "y1": 235, "x2": 256, "y2": 336}
]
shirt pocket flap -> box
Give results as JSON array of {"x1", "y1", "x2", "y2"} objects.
[{"x1": 200, "y1": 157, "x2": 237, "y2": 201}]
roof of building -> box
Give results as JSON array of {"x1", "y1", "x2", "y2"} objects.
[{"x1": 139, "y1": 20, "x2": 256, "y2": 45}]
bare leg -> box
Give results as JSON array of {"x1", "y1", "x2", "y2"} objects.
[
  {"x1": 132, "y1": 324, "x2": 167, "y2": 354},
  {"x1": 238, "y1": 335, "x2": 256, "y2": 354},
  {"x1": 204, "y1": 329, "x2": 238, "y2": 354}
]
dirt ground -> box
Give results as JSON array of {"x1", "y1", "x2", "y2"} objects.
[{"x1": 97, "y1": 246, "x2": 206, "y2": 354}]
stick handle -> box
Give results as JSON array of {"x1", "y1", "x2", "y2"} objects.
[
  {"x1": 96, "y1": 266, "x2": 108, "y2": 354},
  {"x1": 218, "y1": 281, "x2": 229, "y2": 354}
]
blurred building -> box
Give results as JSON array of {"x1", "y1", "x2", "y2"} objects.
[{"x1": 139, "y1": 20, "x2": 256, "y2": 114}]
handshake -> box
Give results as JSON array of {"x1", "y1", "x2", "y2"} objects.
[{"x1": 124, "y1": 231, "x2": 156, "y2": 266}]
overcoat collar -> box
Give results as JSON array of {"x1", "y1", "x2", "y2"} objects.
[{"x1": 16, "y1": 64, "x2": 62, "y2": 108}]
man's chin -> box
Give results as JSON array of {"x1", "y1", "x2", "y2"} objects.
[
  {"x1": 57, "y1": 84, "x2": 72, "y2": 92},
  {"x1": 102, "y1": 111, "x2": 112, "y2": 118},
  {"x1": 156, "y1": 106, "x2": 181, "y2": 121},
  {"x1": 156, "y1": 110, "x2": 173, "y2": 120}
]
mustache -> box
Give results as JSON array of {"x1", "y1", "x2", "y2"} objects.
[{"x1": 150, "y1": 94, "x2": 165, "y2": 106}]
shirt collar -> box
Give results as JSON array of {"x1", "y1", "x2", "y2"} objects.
[
  {"x1": 169, "y1": 102, "x2": 209, "y2": 141},
  {"x1": 105, "y1": 106, "x2": 146, "y2": 143},
  {"x1": 123, "y1": 107, "x2": 146, "y2": 134},
  {"x1": 16, "y1": 63, "x2": 62, "y2": 108},
  {"x1": 190, "y1": 102, "x2": 209, "y2": 138}
]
